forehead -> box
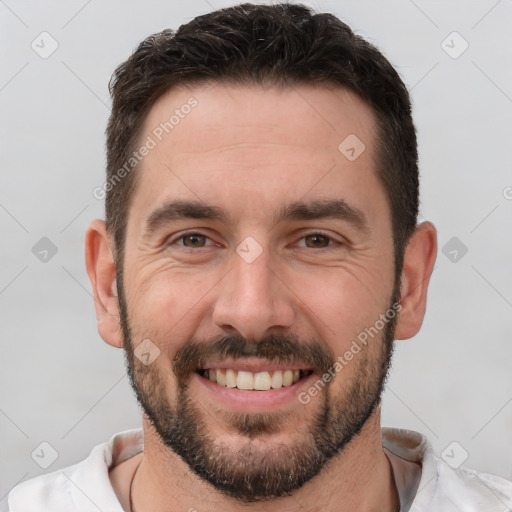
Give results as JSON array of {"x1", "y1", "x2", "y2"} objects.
[
  {"x1": 144, "y1": 82, "x2": 376, "y2": 155},
  {"x1": 128, "y1": 82, "x2": 384, "y2": 231}
]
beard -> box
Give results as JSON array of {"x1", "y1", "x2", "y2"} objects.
[{"x1": 118, "y1": 279, "x2": 399, "y2": 503}]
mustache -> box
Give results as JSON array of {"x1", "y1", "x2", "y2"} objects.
[{"x1": 172, "y1": 333, "x2": 335, "y2": 382}]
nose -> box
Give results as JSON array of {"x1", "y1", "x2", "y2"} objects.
[{"x1": 212, "y1": 248, "x2": 295, "y2": 340}]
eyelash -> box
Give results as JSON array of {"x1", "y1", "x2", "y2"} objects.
[
  {"x1": 170, "y1": 232, "x2": 216, "y2": 248},
  {"x1": 167, "y1": 230, "x2": 342, "y2": 250}
]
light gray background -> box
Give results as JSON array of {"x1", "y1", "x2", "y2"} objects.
[{"x1": 1, "y1": 0, "x2": 511, "y2": 505}]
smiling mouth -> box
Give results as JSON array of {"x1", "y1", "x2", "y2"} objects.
[{"x1": 195, "y1": 368, "x2": 314, "y2": 391}]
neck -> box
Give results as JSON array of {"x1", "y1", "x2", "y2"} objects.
[{"x1": 130, "y1": 408, "x2": 400, "y2": 512}]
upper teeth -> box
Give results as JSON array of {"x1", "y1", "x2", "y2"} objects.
[{"x1": 207, "y1": 369, "x2": 301, "y2": 390}]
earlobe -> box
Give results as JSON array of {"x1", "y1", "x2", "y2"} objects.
[
  {"x1": 85, "y1": 219, "x2": 123, "y2": 348},
  {"x1": 395, "y1": 222, "x2": 437, "y2": 340}
]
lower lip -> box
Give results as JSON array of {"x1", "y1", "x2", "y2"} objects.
[{"x1": 191, "y1": 371, "x2": 317, "y2": 411}]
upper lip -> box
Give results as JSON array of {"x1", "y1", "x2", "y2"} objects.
[{"x1": 197, "y1": 358, "x2": 312, "y2": 373}]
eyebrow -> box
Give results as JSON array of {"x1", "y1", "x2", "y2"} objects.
[
  {"x1": 275, "y1": 199, "x2": 369, "y2": 234},
  {"x1": 143, "y1": 200, "x2": 229, "y2": 236},
  {"x1": 142, "y1": 198, "x2": 369, "y2": 236}
]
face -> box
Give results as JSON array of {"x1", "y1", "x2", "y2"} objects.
[{"x1": 118, "y1": 82, "x2": 398, "y2": 501}]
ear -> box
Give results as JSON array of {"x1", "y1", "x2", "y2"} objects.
[
  {"x1": 85, "y1": 219, "x2": 123, "y2": 348},
  {"x1": 395, "y1": 221, "x2": 437, "y2": 340}
]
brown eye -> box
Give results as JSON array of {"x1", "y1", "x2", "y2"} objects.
[
  {"x1": 304, "y1": 234, "x2": 331, "y2": 248},
  {"x1": 181, "y1": 234, "x2": 207, "y2": 247}
]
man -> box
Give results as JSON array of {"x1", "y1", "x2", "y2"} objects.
[{"x1": 7, "y1": 3, "x2": 512, "y2": 511}]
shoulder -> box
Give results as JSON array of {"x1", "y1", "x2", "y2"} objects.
[
  {"x1": 382, "y1": 427, "x2": 512, "y2": 511},
  {"x1": 7, "y1": 461, "x2": 86, "y2": 512},
  {"x1": 420, "y1": 456, "x2": 512, "y2": 511},
  {"x1": 6, "y1": 429, "x2": 143, "y2": 512}
]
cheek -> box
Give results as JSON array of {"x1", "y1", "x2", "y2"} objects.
[
  {"x1": 124, "y1": 265, "x2": 220, "y2": 348},
  {"x1": 294, "y1": 266, "x2": 393, "y2": 358}
]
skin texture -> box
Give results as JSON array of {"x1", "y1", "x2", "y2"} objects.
[{"x1": 86, "y1": 82, "x2": 437, "y2": 512}]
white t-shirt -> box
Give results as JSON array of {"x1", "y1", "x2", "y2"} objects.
[{"x1": 5, "y1": 427, "x2": 512, "y2": 511}]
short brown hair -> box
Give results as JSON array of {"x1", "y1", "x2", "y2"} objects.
[{"x1": 105, "y1": 2, "x2": 418, "y2": 282}]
